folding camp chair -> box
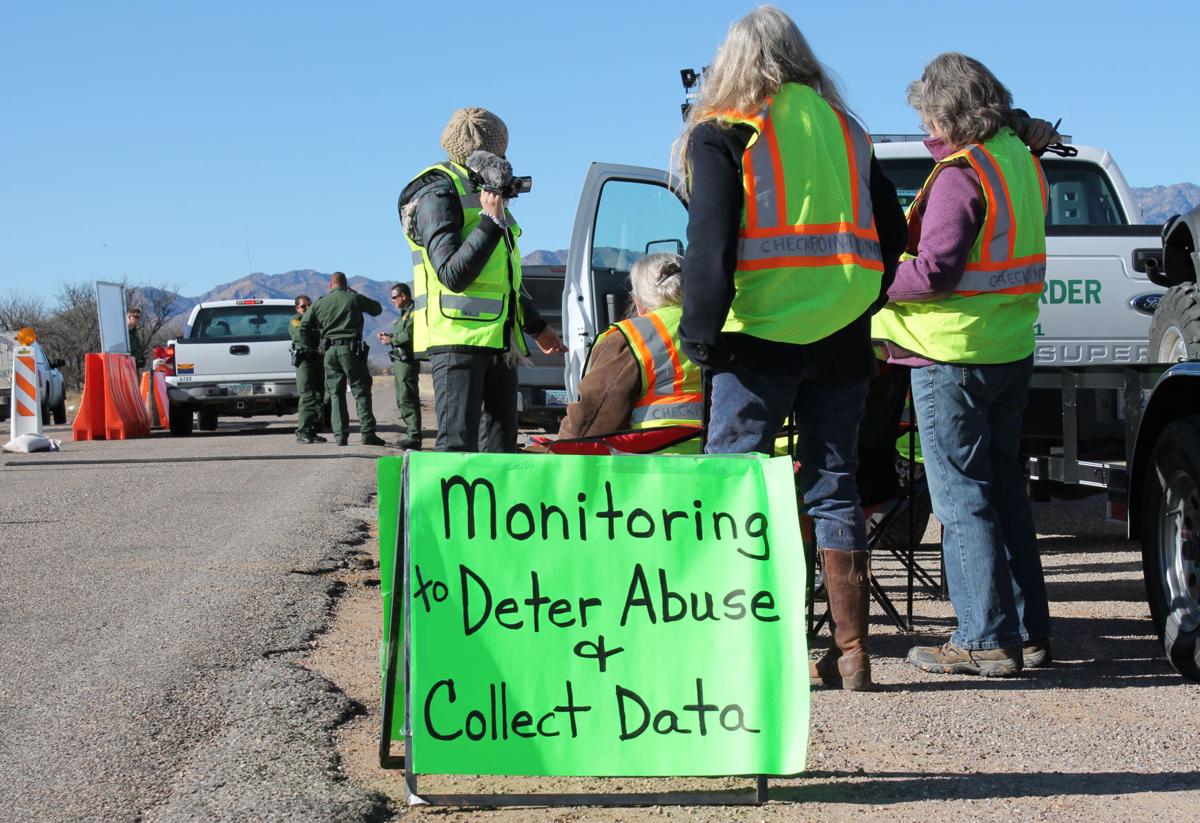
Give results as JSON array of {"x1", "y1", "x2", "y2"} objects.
[
  {"x1": 806, "y1": 364, "x2": 944, "y2": 637},
  {"x1": 531, "y1": 424, "x2": 705, "y2": 456}
]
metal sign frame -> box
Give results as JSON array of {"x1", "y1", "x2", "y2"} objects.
[
  {"x1": 95, "y1": 281, "x2": 130, "y2": 355},
  {"x1": 378, "y1": 453, "x2": 774, "y2": 808}
]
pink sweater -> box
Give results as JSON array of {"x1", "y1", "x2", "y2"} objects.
[{"x1": 883, "y1": 138, "x2": 986, "y2": 366}]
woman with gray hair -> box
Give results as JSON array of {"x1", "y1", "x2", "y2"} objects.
[
  {"x1": 676, "y1": 5, "x2": 909, "y2": 691},
  {"x1": 558, "y1": 253, "x2": 702, "y2": 445},
  {"x1": 873, "y1": 52, "x2": 1055, "y2": 677}
]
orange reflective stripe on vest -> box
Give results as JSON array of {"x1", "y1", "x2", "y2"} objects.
[
  {"x1": 614, "y1": 306, "x2": 703, "y2": 428},
  {"x1": 871, "y1": 128, "x2": 1048, "y2": 364},
  {"x1": 910, "y1": 140, "x2": 1047, "y2": 297},
  {"x1": 717, "y1": 83, "x2": 883, "y2": 345}
]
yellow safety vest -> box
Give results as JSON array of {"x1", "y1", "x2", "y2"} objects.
[
  {"x1": 719, "y1": 83, "x2": 883, "y2": 344},
  {"x1": 871, "y1": 128, "x2": 1049, "y2": 363},
  {"x1": 405, "y1": 161, "x2": 526, "y2": 355},
  {"x1": 587, "y1": 304, "x2": 703, "y2": 453}
]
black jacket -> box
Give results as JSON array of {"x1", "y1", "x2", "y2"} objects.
[
  {"x1": 679, "y1": 121, "x2": 907, "y2": 380},
  {"x1": 398, "y1": 167, "x2": 547, "y2": 348}
]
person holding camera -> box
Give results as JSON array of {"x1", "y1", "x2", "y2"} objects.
[
  {"x1": 289, "y1": 294, "x2": 326, "y2": 444},
  {"x1": 399, "y1": 107, "x2": 565, "y2": 453},
  {"x1": 377, "y1": 282, "x2": 422, "y2": 450},
  {"x1": 299, "y1": 271, "x2": 387, "y2": 447}
]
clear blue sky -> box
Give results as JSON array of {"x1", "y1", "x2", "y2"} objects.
[{"x1": 3, "y1": 0, "x2": 1197, "y2": 298}]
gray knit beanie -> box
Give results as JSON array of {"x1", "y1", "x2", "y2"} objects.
[{"x1": 440, "y1": 107, "x2": 508, "y2": 164}]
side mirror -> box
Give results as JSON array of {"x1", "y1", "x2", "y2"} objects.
[
  {"x1": 645, "y1": 238, "x2": 684, "y2": 256},
  {"x1": 51, "y1": 359, "x2": 66, "y2": 370}
]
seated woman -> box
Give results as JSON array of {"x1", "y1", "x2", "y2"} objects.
[{"x1": 558, "y1": 253, "x2": 702, "y2": 449}]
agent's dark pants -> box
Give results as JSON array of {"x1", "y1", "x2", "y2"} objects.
[
  {"x1": 429, "y1": 351, "x2": 517, "y2": 453},
  {"x1": 324, "y1": 344, "x2": 376, "y2": 441},
  {"x1": 295, "y1": 354, "x2": 324, "y2": 438},
  {"x1": 392, "y1": 359, "x2": 422, "y2": 441}
]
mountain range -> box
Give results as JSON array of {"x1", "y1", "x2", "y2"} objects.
[
  {"x1": 1133, "y1": 183, "x2": 1200, "y2": 223},
  {"x1": 160, "y1": 182, "x2": 1200, "y2": 352}
]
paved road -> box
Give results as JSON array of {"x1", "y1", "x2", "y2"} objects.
[{"x1": 0, "y1": 385, "x2": 407, "y2": 822}]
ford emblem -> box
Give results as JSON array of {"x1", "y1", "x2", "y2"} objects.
[{"x1": 1129, "y1": 293, "x2": 1162, "y2": 316}]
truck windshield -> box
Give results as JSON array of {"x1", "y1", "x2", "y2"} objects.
[
  {"x1": 190, "y1": 305, "x2": 295, "y2": 340},
  {"x1": 878, "y1": 158, "x2": 1128, "y2": 226}
]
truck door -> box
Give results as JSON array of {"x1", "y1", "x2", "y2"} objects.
[{"x1": 562, "y1": 163, "x2": 688, "y2": 399}]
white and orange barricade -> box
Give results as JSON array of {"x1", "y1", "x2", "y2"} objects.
[{"x1": 10, "y1": 327, "x2": 42, "y2": 441}]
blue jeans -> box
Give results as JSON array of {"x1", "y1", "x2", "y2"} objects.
[
  {"x1": 911, "y1": 356, "x2": 1051, "y2": 650},
  {"x1": 706, "y1": 366, "x2": 868, "y2": 550}
]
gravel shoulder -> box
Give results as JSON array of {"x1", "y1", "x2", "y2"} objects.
[
  {"x1": 314, "y1": 391, "x2": 1200, "y2": 821},
  {"x1": 0, "y1": 384, "x2": 416, "y2": 822}
]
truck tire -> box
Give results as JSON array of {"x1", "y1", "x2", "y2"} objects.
[
  {"x1": 169, "y1": 401, "x2": 194, "y2": 436},
  {"x1": 198, "y1": 408, "x2": 219, "y2": 431},
  {"x1": 1149, "y1": 283, "x2": 1200, "y2": 363},
  {"x1": 52, "y1": 396, "x2": 67, "y2": 425},
  {"x1": 41, "y1": 399, "x2": 51, "y2": 425},
  {"x1": 1140, "y1": 415, "x2": 1200, "y2": 681}
]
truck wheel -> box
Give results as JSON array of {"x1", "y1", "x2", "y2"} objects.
[
  {"x1": 198, "y1": 408, "x2": 219, "y2": 431},
  {"x1": 41, "y1": 399, "x2": 51, "y2": 425},
  {"x1": 52, "y1": 396, "x2": 67, "y2": 425},
  {"x1": 1141, "y1": 416, "x2": 1200, "y2": 681},
  {"x1": 169, "y1": 401, "x2": 194, "y2": 436},
  {"x1": 1149, "y1": 283, "x2": 1200, "y2": 363}
]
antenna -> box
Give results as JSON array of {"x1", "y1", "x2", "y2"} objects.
[{"x1": 243, "y1": 225, "x2": 253, "y2": 274}]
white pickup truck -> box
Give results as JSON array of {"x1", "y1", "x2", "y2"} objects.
[
  {"x1": 0, "y1": 333, "x2": 67, "y2": 425},
  {"x1": 163, "y1": 298, "x2": 299, "y2": 436}
]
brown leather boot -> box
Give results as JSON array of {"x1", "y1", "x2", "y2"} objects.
[{"x1": 810, "y1": 548, "x2": 873, "y2": 691}]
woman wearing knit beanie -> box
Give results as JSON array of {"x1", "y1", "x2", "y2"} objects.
[
  {"x1": 397, "y1": 107, "x2": 565, "y2": 453},
  {"x1": 440, "y1": 107, "x2": 509, "y2": 164}
]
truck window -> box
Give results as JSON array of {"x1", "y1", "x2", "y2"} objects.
[
  {"x1": 592, "y1": 179, "x2": 688, "y2": 274},
  {"x1": 191, "y1": 305, "x2": 295, "y2": 340},
  {"x1": 878, "y1": 157, "x2": 1129, "y2": 227},
  {"x1": 591, "y1": 179, "x2": 688, "y2": 322}
]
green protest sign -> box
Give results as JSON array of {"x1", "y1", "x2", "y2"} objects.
[{"x1": 381, "y1": 451, "x2": 808, "y2": 778}]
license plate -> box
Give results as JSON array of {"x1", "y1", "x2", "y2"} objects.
[
  {"x1": 229, "y1": 383, "x2": 254, "y2": 397},
  {"x1": 543, "y1": 389, "x2": 569, "y2": 407}
]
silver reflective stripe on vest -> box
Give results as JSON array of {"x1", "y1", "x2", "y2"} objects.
[
  {"x1": 964, "y1": 146, "x2": 1012, "y2": 262},
  {"x1": 413, "y1": 294, "x2": 428, "y2": 310},
  {"x1": 626, "y1": 315, "x2": 676, "y2": 396},
  {"x1": 842, "y1": 114, "x2": 875, "y2": 230},
  {"x1": 738, "y1": 230, "x2": 882, "y2": 265},
  {"x1": 438, "y1": 163, "x2": 482, "y2": 211},
  {"x1": 747, "y1": 126, "x2": 779, "y2": 229},
  {"x1": 631, "y1": 401, "x2": 705, "y2": 425},
  {"x1": 956, "y1": 261, "x2": 1046, "y2": 294},
  {"x1": 411, "y1": 249, "x2": 424, "y2": 266},
  {"x1": 441, "y1": 294, "x2": 503, "y2": 317}
]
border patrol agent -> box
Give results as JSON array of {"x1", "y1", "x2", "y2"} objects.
[
  {"x1": 377, "y1": 282, "x2": 422, "y2": 449},
  {"x1": 289, "y1": 294, "x2": 326, "y2": 444},
  {"x1": 126, "y1": 307, "x2": 146, "y2": 370},
  {"x1": 300, "y1": 271, "x2": 387, "y2": 447}
]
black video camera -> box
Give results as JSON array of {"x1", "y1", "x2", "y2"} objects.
[
  {"x1": 465, "y1": 150, "x2": 532, "y2": 199},
  {"x1": 469, "y1": 170, "x2": 532, "y2": 199}
]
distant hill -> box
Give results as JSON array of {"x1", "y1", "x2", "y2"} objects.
[
  {"x1": 1133, "y1": 183, "x2": 1200, "y2": 223},
  {"x1": 522, "y1": 249, "x2": 568, "y2": 266}
]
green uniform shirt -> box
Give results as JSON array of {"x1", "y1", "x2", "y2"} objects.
[
  {"x1": 390, "y1": 307, "x2": 414, "y2": 361},
  {"x1": 300, "y1": 286, "x2": 383, "y2": 341},
  {"x1": 289, "y1": 312, "x2": 320, "y2": 353},
  {"x1": 127, "y1": 325, "x2": 146, "y2": 368}
]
